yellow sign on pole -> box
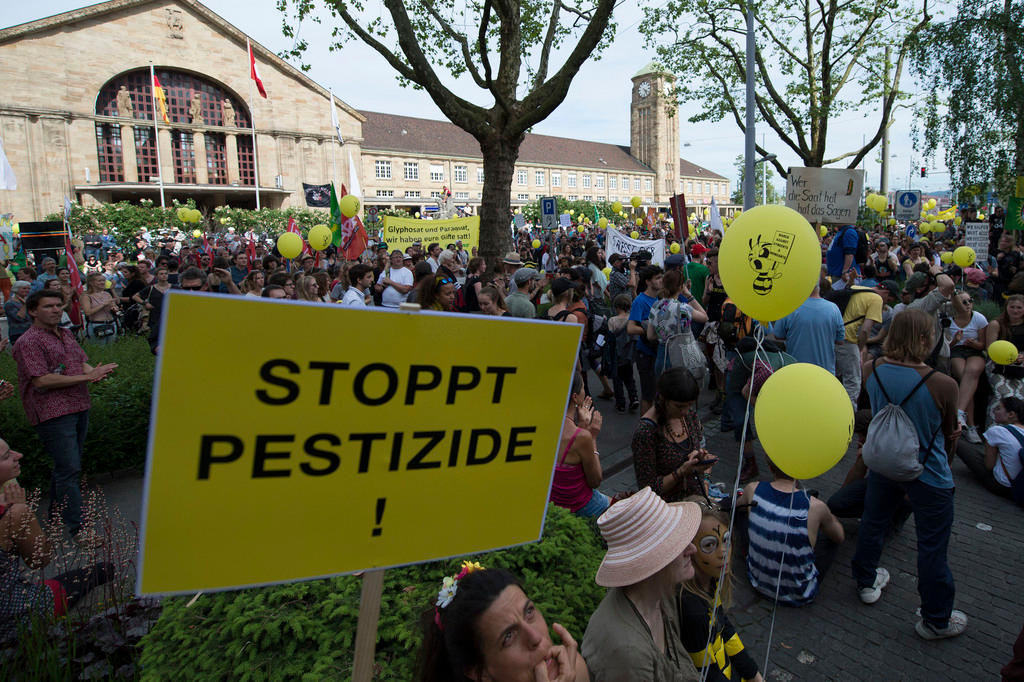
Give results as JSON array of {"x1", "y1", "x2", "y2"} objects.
[
  {"x1": 381, "y1": 215, "x2": 480, "y2": 254},
  {"x1": 138, "y1": 294, "x2": 581, "y2": 595}
]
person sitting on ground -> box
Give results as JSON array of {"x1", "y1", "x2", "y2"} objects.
[
  {"x1": 948, "y1": 291, "x2": 989, "y2": 443},
  {"x1": 961, "y1": 396, "x2": 1024, "y2": 501},
  {"x1": 415, "y1": 563, "x2": 588, "y2": 682},
  {"x1": 0, "y1": 437, "x2": 114, "y2": 642},
  {"x1": 985, "y1": 295, "x2": 1024, "y2": 426},
  {"x1": 582, "y1": 487, "x2": 702, "y2": 681},
  {"x1": 677, "y1": 501, "x2": 762, "y2": 682},
  {"x1": 550, "y1": 372, "x2": 608, "y2": 519},
  {"x1": 632, "y1": 367, "x2": 713, "y2": 502},
  {"x1": 742, "y1": 456, "x2": 844, "y2": 607}
]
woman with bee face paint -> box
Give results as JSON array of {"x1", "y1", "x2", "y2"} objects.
[{"x1": 676, "y1": 502, "x2": 762, "y2": 682}]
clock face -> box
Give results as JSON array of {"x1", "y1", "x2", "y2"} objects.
[{"x1": 638, "y1": 80, "x2": 651, "y2": 98}]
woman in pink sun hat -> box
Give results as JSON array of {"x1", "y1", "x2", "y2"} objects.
[{"x1": 582, "y1": 488, "x2": 702, "y2": 681}]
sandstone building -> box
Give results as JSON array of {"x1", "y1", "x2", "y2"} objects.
[{"x1": 0, "y1": 0, "x2": 734, "y2": 222}]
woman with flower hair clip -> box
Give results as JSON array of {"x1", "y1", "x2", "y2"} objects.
[{"x1": 416, "y1": 562, "x2": 589, "y2": 682}]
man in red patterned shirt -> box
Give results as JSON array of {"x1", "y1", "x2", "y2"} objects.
[{"x1": 12, "y1": 290, "x2": 117, "y2": 540}]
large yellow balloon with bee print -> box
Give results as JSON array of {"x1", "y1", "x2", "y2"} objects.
[{"x1": 718, "y1": 204, "x2": 820, "y2": 321}]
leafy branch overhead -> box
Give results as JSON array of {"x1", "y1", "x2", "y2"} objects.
[
  {"x1": 276, "y1": 0, "x2": 617, "y2": 263},
  {"x1": 639, "y1": 0, "x2": 930, "y2": 172}
]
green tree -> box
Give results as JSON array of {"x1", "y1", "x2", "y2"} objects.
[
  {"x1": 639, "y1": 0, "x2": 930, "y2": 175},
  {"x1": 731, "y1": 154, "x2": 780, "y2": 205},
  {"x1": 278, "y1": 0, "x2": 617, "y2": 264},
  {"x1": 911, "y1": 0, "x2": 1024, "y2": 200}
]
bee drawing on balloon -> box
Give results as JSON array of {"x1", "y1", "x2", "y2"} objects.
[{"x1": 748, "y1": 231, "x2": 795, "y2": 296}]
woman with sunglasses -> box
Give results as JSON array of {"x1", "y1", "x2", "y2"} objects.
[
  {"x1": 421, "y1": 274, "x2": 456, "y2": 311},
  {"x1": 949, "y1": 291, "x2": 989, "y2": 443}
]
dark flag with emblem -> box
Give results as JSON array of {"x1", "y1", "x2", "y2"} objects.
[{"x1": 303, "y1": 183, "x2": 331, "y2": 207}]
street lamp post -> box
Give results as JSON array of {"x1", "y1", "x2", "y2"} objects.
[{"x1": 754, "y1": 154, "x2": 776, "y2": 205}]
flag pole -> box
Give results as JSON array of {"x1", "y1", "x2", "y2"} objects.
[
  {"x1": 149, "y1": 62, "x2": 166, "y2": 212},
  {"x1": 329, "y1": 87, "x2": 339, "y2": 191},
  {"x1": 247, "y1": 39, "x2": 261, "y2": 210}
]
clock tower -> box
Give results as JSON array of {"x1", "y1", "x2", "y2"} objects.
[{"x1": 630, "y1": 62, "x2": 679, "y2": 204}]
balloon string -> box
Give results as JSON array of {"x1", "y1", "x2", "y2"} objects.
[
  {"x1": 699, "y1": 323, "x2": 766, "y2": 682},
  {"x1": 761, "y1": 482, "x2": 802, "y2": 677}
]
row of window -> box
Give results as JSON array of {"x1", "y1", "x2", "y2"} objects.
[
  {"x1": 372, "y1": 160, "x2": 663, "y2": 194},
  {"x1": 95, "y1": 123, "x2": 254, "y2": 185},
  {"x1": 376, "y1": 190, "x2": 473, "y2": 200},
  {"x1": 685, "y1": 180, "x2": 729, "y2": 196}
]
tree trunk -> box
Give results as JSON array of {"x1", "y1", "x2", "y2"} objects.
[{"x1": 477, "y1": 133, "x2": 522, "y2": 266}]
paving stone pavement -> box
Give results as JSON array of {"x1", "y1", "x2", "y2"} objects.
[{"x1": 594, "y1": 376, "x2": 1023, "y2": 681}]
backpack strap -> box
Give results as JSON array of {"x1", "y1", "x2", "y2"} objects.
[
  {"x1": 897, "y1": 368, "x2": 937, "y2": 408},
  {"x1": 1003, "y1": 425, "x2": 1024, "y2": 472}
]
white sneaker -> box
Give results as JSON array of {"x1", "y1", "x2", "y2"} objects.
[
  {"x1": 916, "y1": 609, "x2": 968, "y2": 639},
  {"x1": 859, "y1": 568, "x2": 890, "y2": 604},
  {"x1": 963, "y1": 426, "x2": 982, "y2": 444},
  {"x1": 957, "y1": 410, "x2": 967, "y2": 427}
]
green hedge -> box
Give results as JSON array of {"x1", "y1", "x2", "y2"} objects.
[
  {"x1": 0, "y1": 336, "x2": 155, "y2": 489},
  {"x1": 140, "y1": 504, "x2": 606, "y2": 680}
]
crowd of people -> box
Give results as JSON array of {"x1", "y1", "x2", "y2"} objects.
[{"x1": 1, "y1": 207, "x2": 1023, "y2": 677}]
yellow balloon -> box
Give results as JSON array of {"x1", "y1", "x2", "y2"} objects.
[
  {"x1": 630, "y1": 230, "x2": 640, "y2": 239},
  {"x1": 611, "y1": 201, "x2": 623, "y2": 213},
  {"x1": 978, "y1": 213, "x2": 986, "y2": 221},
  {"x1": 954, "y1": 216, "x2": 962, "y2": 226},
  {"x1": 569, "y1": 209, "x2": 575, "y2": 216},
  {"x1": 888, "y1": 218, "x2": 896, "y2": 226},
  {"x1": 630, "y1": 196, "x2": 642, "y2": 208},
  {"x1": 192, "y1": 209, "x2": 203, "y2": 223},
  {"x1": 919, "y1": 222, "x2": 930, "y2": 234},
  {"x1": 176, "y1": 207, "x2": 190, "y2": 222},
  {"x1": 339, "y1": 194, "x2": 360, "y2": 218},
  {"x1": 307, "y1": 224, "x2": 332, "y2": 251},
  {"x1": 532, "y1": 239, "x2": 541, "y2": 248},
  {"x1": 415, "y1": 212, "x2": 421, "y2": 219},
  {"x1": 602, "y1": 266, "x2": 612, "y2": 278},
  {"x1": 192, "y1": 229, "x2": 201, "y2": 238},
  {"x1": 598, "y1": 217, "x2": 608, "y2": 229},
  {"x1": 105, "y1": 279, "x2": 112, "y2": 290},
  {"x1": 755, "y1": 363, "x2": 854, "y2": 479},
  {"x1": 940, "y1": 251, "x2": 953, "y2": 264},
  {"x1": 670, "y1": 242, "x2": 681, "y2": 254},
  {"x1": 718, "y1": 205, "x2": 820, "y2": 321},
  {"x1": 277, "y1": 232, "x2": 304, "y2": 259},
  {"x1": 11, "y1": 224, "x2": 18, "y2": 235},
  {"x1": 989, "y1": 340, "x2": 1019, "y2": 365},
  {"x1": 819, "y1": 225, "x2": 827, "y2": 238},
  {"x1": 577, "y1": 225, "x2": 585, "y2": 233},
  {"x1": 925, "y1": 198, "x2": 936, "y2": 210},
  {"x1": 953, "y1": 246, "x2": 976, "y2": 267}
]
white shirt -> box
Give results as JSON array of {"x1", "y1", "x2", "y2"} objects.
[
  {"x1": 950, "y1": 310, "x2": 988, "y2": 345},
  {"x1": 982, "y1": 424, "x2": 1024, "y2": 487},
  {"x1": 341, "y1": 287, "x2": 368, "y2": 308},
  {"x1": 427, "y1": 256, "x2": 440, "y2": 273},
  {"x1": 378, "y1": 266, "x2": 413, "y2": 308}
]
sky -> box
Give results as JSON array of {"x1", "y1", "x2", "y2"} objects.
[{"x1": 1, "y1": 0, "x2": 954, "y2": 197}]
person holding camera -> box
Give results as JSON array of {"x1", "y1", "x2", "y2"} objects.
[
  {"x1": 605, "y1": 253, "x2": 635, "y2": 302},
  {"x1": 903, "y1": 266, "x2": 956, "y2": 373}
]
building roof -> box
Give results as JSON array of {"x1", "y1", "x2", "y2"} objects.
[
  {"x1": 0, "y1": 0, "x2": 364, "y2": 122},
  {"x1": 634, "y1": 62, "x2": 667, "y2": 78},
  {"x1": 679, "y1": 158, "x2": 726, "y2": 180},
  {"x1": 360, "y1": 110, "x2": 654, "y2": 174}
]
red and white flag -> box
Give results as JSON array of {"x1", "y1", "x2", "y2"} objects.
[
  {"x1": 248, "y1": 38, "x2": 267, "y2": 98},
  {"x1": 286, "y1": 218, "x2": 312, "y2": 258},
  {"x1": 64, "y1": 234, "x2": 84, "y2": 325}
]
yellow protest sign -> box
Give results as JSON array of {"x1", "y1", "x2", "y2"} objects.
[
  {"x1": 381, "y1": 215, "x2": 479, "y2": 254},
  {"x1": 138, "y1": 294, "x2": 581, "y2": 594}
]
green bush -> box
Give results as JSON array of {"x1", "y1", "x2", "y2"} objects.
[
  {"x1": 0, "y1": 336, "x2": 155, "y2": 490},
  {"x1": 140, "y1": 504, "x2": 606, "y2": 680}
]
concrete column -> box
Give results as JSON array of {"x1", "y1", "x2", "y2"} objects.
[
  {"x1": 158, "y1": 127, "x2": 174, "y2": 182},
  {"x1": 120, "y1": 124, "x2": 138, "y2": 182},
  {"x1": 194, "y1": 130, "x2": 208, "y2": 184},
  {"x1": 225, "y1": 132, "x2": 239, "y2": 185}
]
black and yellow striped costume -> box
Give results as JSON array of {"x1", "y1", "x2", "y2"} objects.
[{"x1": 677, "y1": 583, "x2": 759, "y2": 681}]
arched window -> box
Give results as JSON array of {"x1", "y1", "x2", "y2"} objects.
[{"x1": 95, "y1": 69, "x2": 251, "y2": 184}]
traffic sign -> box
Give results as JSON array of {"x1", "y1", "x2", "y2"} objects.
[
  {"x1": 540, "y1": 196, "x2": 557, "y2": 230},
  {"x1": 894, "y1": 190, "x2": 922, "y2": 221}
]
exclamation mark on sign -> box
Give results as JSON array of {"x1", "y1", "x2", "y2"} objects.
[{"x1": 372, "y1": 498, "x2": 386, "y2": 537}]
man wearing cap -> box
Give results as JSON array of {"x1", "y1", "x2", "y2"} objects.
[
  {"x1": 606, "y1": 254, "x2": 635, "y2": 301},
  {"x1": 374, "y1": 249, "x2": 414, "y2": 308},
  {"x1": 684, "y1": 243, "x2": 710, "y2": 306},
  {"x1": 582, "y1": 488, "x2": 702, "y2": 681},
  {"x1": 869, "y1": 239, "x2": 900, "y2": 281},
  {"x1": 501, "y1": 252, "x2": 523, "y2": 292},
  {"x1": 507, "y1": 268, "x2": 541, "y2": 318},
  {"x1": 769, "y1": 282, "x2": 845, "y2": 373}
]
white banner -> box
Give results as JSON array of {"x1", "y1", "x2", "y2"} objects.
[
  {"x1": 604, "y1": 227, "x2": 665, "y2": 266},
  {"x1": 0, "y1": 214, "x2": 14, "y2": 260},
  {"x1": 964, "y1": 222, "x2": 989, "y2": 265},
  {"x1": 785, "y1": 167, "x2": 864, "y2": 224}
]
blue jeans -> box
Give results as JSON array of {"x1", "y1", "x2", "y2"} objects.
[
  {"x1": 35, "y1": 410, "x2": 89, "y2": 536},
  {"x1": 851, "y1": 472, "x2": 955, "y2": 628},
  {"x1": 576, "y1": 490, "x2": 611, "y2": 518}
]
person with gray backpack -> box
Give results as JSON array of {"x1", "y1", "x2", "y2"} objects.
[{"x1": 851, "y1": 309, "x2": 967, "y2": 640}]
